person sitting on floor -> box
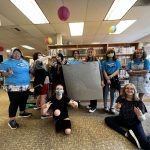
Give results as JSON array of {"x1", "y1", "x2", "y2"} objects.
[
  {"x1": 105, "y1": 83, "x2": 150, "y2": 149},
  {"x1": 42, "y1": 84, "x2": 78, "y2": 135}
]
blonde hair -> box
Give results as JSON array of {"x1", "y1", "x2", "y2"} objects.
[
  {"x1": 87, "y1": 48, "x2": 96, "y2": 56},
  {"x1": 85, "y1": 48, "x2": 97, "y2": 61},
  {"x1": 121, "y1": 83, "x2": 139, "y2": 101}
]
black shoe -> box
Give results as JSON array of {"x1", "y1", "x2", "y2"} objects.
[
  {"x1": 89, "y1": 108, "x2": 96, "y2": 113},
  {"x1": 19, "y1": 111, "x2": 32, "y2": 117},
  {"x1": 127, "y1": 130, "x2": 141, "y2": 148},
  {"x1": 8, "y1": 120, "x2": 19, "y2": 129},
  {"x1": 109, "y1": 108, "x2": 116, "y2": 114},
  {"x1": 104, "y1": 107, "x2": 109, "y2": 113}
]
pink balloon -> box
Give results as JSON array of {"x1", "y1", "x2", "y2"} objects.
[{"x1": 58, "y1": 6, "x2": 70, "y2": 21}]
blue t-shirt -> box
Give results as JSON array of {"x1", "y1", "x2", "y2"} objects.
[
  {"x1": 0, "y1": 59, "x2": 30, "y2": 85},
  {"x1": 68, "y1": 59, "x2": 82, "y2": 64},
  {"x1": 102, "y1": 59, "x2": 121, "y2": 74},
  {"x1": 126, "y1": 59, "x2": 150, "y2": 71}
]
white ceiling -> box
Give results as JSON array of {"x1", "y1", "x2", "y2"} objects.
[{"x1": 0, "y1": 0, "x2": 150, "y2": 56}]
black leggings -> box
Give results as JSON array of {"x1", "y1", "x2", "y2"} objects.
[
  {"x1": 8, "y1": 90, "x2": 29, "y2": 117},
  {"x1": 55, "y1": 119, "x2": 71, "y2": 132}
]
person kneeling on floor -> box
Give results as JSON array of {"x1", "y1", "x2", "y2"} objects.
[{"x1": 42, "y1": 84, "x2": 78, "y2": 135}]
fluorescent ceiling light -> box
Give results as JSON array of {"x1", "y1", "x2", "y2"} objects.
[
  {"x1": 110, "y1": 20, "x2": 136, "y2": 34},
  {"x1": 69, "y1": 22, "x2": 84, "y2": 36},
  {"x1": 6, "y1": 49, "x2": 11, "y2": 53},
  {"x1": 104, "y1": 0, "x2": 137, "y2": 20},
  {"x1": 10, "y1": 0, "x2": 49, "y2": 24},
  {"x1": 21, "y1": 45, "x2": 35, "y2": 50}
]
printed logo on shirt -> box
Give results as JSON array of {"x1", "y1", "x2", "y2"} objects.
[
  {"x1": 17, "y1": 63, "x2": 27, "y2": 68},
  {"x1": 107, "y1": 63, "x2": 116, "y2": 68}
]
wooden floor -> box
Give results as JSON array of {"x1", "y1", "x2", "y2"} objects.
[{"x1": 0, "y1": 89, "x2": 150, "y2": 150}]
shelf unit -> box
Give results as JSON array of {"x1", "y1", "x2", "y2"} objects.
[{"x1": 47, "y1": 43, "x2": 138, "y2": 59}]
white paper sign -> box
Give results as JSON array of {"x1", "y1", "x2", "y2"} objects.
[{"x1": 62, "y1": 62, "x2": 103, "y2": 100}]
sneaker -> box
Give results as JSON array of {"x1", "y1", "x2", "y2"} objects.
[
  {"x1": 19, "y1": 112, "x2": 32, "y2": 117},
  {"x1": 109, "y1": 108, "x2": 116, "y2": 114},
  {"x1": 33, "y1": 106, "x2": 41, "y2": 110},
  {"x1": 8, "y1": 120, "x2": 19, "y2": 129},
  {"x1": 41, "y1": 115, "x2": 52, "y2": 119},
  {"x1": 104, "y1": 107, "x2": 109, "y2": 113},
  {"x1": 89, "y1": 108, "x2": 96, "y2": 113},
  {"x1": 86, "y1": 105, "x2": 91, "y2": 109},
  {"x1": 127, "y1": 130, "x2": 141, "y2": 148}
]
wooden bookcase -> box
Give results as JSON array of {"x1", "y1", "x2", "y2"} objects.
[{"x1": 47, "y1": 43, "x2": 138, "y2": 59}]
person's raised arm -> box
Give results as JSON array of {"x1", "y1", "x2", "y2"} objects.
[{"x1": 134, "y1": 107, "x2": 146, "y2": 121}]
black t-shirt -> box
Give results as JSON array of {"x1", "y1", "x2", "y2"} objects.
[
  {"x1": 50, "y1": 62, "x2": 65, "y2": 84},
  {"x1": 116, "y1": 96, "x2": 147, "y2": 126},
  {"x1": 48, "y1": 95, "x2": 71, "y2": 120}
]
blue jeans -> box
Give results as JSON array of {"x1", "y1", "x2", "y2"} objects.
[
  {"x1": 103, "y1": 83, "x2": 116, "y2": 109},
  {"x1": 105, "y1": 116, "x2": 150, "y2": 150}
]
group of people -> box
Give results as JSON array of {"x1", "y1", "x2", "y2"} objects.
[{"x1": 0, "y1": 47, "x2": 150, "y2": 149}]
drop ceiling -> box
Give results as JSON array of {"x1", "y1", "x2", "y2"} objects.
[{"x1": 0, "y1": 0, "x2": 150, "y2": 56}]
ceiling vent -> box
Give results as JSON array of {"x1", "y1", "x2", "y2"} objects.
[{"x1": 134, "y1": 0, "x2": 150, "y2": 6}]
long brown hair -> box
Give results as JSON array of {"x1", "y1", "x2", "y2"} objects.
[
  {"x1": 105, "y1": 48, "x2": 117, "y2": 61},
  {"x1": 132, "y1": 48, "x2": 147, "y2": 60}
]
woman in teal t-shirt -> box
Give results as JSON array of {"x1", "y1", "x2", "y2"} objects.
[
  {"x1": 126, "y1": 49, "x2": 150, "y2": 101},
  {"x1": 102, "y1": 49, "x2": 121, "y2": 114},
  {"x1": 0, "y1": 48, "x2": 32, "y2": 129}
]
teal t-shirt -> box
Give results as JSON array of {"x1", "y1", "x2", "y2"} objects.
[
  {"x1": 102, "y1": 59, "x2": 121, "y2": 74},
  {"x1": 0, "y1": 58, "x2": 30, "y2": 85},
  {"x1": 68, "y1": 59, "x2": 82, "y2": 64}
]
